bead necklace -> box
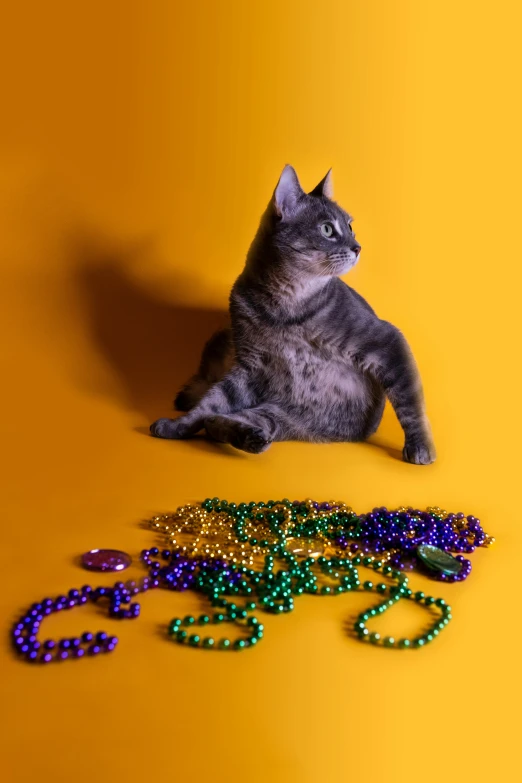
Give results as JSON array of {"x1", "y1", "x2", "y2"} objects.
[{"x1": 10, "y1": 499, "x2": 492, "y2": 664}]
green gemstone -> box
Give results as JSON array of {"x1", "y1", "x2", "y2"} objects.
[
  {"x1": 414, "y1": 591, "x2": 425, "y2": 602},
  {"x1": 198, "y1": 615, "x2": 210, "y2": 624},
  {"x1": 398, "y1": 639, "x2": 410, "y2": 649},
  {"x1": 363, "y1": 581, "x2": 373, "y2": 590},
  {"x1": 321, "y1": 586, "x2": 332, "y2": 595},
  {"x1": 183, "y1": 615, "x2": 195, "y2": 625},
  {"x1": 188, "y1": 634, "x2": 200, "y2": 646},
  {"x1": 424, "y1": 596, "x2": 435, "y2": 606},
  {"x1": 234, "y1": 639, "x2": 247, "y2": 650},
  {"x1": 220, "y1": 638, "x2": 231, "y2": 648},
  {"x1": 369, "y1": 632, "x2": 381, "y2": 644},
  {"x1": 176, "y1": 630, "x2": 187, "y2": 642},
  {"x1": 383, "y1": 636, "x2": 395, "y2": 647},
  {"x1": 202, "y1": 638, "x2": 215, "y2": 648}
]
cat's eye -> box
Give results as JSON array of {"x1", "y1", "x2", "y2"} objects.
[{"x1": 320, "y1": 222, "x2": 335, "y2": 238}]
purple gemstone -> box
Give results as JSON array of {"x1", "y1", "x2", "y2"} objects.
[{"x1": 81, "y1": 549, "x2": 132, "y2": 572}]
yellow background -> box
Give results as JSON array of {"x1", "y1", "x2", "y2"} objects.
[{"x1": 1, "y1": 1, "x2": 521, "y2": 781}]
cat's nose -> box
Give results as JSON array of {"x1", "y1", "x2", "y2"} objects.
[{"x1": 353, "y1": 244, "x2": 361, "y2": 256}]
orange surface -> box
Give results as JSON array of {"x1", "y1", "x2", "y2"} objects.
[{"x1": 1, "y1": 2, "x2": 521, "y2": 781}]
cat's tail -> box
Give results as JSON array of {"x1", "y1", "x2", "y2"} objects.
[{"x1": 174, "y1": 327, "x2": 235, "y2": 411}]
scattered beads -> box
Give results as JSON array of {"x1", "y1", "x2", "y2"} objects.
[
  {"x1": 10, "y1": 579, "x2": 154, "y2": 664},
  {"x1": 10, "y1": 499, "x2": 492, "y2": 663}
]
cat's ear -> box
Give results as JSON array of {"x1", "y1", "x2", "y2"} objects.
[
  {"x1": 309, "y1": 169, "x2": 333, "y2": 199},
  {"x1": 273, "y1": 165, "x2": 304, "y2": 217}
]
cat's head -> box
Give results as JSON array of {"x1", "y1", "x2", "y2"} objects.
[{"x1": 269, "y1": 165, "x2": 361, "y2": 277}]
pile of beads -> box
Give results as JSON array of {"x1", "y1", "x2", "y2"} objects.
[
  {"x1": 148, "y1": 499, "x2": 494, "y2": 581},
  {"x1": 10, "y1": 499, "x2": 492, "y2": 663}
]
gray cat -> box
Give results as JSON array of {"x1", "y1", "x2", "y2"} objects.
[{"x1": 150, "y1": 165, "x2": 435, "y2": 464}]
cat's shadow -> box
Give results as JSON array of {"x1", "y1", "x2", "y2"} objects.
[{"x1": 73, "y1": 237, "x2": 229, "y2": 425}]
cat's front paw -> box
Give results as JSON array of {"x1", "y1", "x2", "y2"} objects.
[
  {"x1": 150, "y1": 418, "x2": 191, "y2": 439},
  {"x1": 232, "y1": 427, "x2": 271, "y2": 455},
  {"x1": 403, "y1": 440, "x2": 436, "y2": 465}
]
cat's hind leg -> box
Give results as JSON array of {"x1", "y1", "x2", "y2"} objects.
[
  {"x1": 174, "y1": 327, "x2": 234, "y2": 411},
  {"x1": 204, "y1": 404, "x2": 288, "y2": 454},
  {"x1": 151, "y1": 365, "x2": 253, "y2": 439}
]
